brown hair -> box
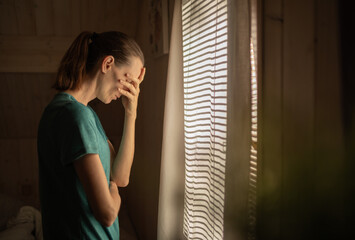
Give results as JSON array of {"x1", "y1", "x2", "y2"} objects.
[{"x1": 53, "y1": 31, "x2": 144, "y2": 91}]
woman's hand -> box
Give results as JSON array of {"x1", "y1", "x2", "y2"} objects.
[{"x1": 119, "y1": 67, "x2": 146, "y2": 119}]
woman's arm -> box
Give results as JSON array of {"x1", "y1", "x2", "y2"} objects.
[
  {"x1": 109, "y1": 115, "x2": 136, "y2": 187},
  {"x1": 74, "y1": 154, "x2": 121, "y2": 227},
  {"x1": 110, "y1": 68, "x2": 145, "y2": 187}
]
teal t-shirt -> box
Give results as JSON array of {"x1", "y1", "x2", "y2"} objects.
[{"x1": 37, "y1": 92, "x2": 119, "y2": 239}]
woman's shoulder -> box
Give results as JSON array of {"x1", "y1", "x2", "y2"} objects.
[
  {"x1": 48, "y1": 93, "x2": 95, "y2": 123},
  {"x1": 65, "y1": 101, "x2": 94, "y2": 122}
]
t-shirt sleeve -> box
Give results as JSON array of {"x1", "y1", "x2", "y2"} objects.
[{"x1": 59, "y1": 106, "x2": 99, "y2": 166}]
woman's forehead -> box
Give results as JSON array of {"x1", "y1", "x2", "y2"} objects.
[{"x1": 125, "y1": 57, "x2": 143, "y2": 77}]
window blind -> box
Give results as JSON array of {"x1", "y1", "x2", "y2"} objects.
[
  {"x1": 182, "y1": 0, "x2": 228, "y2": 239},
  {"x1": 248, "y1": 1, "x2": 258, "y2": 238},
  {"x1": 248, "y1": 41, "x2": 258, "y2": 240}
]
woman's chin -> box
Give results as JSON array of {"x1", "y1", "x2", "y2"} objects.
[
  {"x1": 99, "y1": 98, "x2": 113, "y2": 104},
  {"x1": 109, "y1": 95, "x2": 120, "y2": 104}
]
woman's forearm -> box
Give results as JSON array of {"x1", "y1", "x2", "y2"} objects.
[
  {"x1": 111, "y1": 114, "x2": 136, "y2": 187},
  {"x1": 111, "y1": 67, "x2": 145, "y2": 187}
]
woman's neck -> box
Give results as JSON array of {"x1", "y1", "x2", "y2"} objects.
[{"x1": 64, "y1": 75, "x2": 98, "y2": 106}]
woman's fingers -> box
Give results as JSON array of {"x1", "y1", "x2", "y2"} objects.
[
  {"x1": 119, "y1": 88, "x2": 134, "y2": 101},
  {"x1": 125, "y1": 67, "x2": 146, "y2": 87},
  {"x1": 119, "y1": 80, "x2": 138, "y2": 96},
  {"x1": 120, "y1": 68, "x2": 145, "y2": 118},
  {"x1": 125, "y1": 74, "x2": 140, "y2": 88}
]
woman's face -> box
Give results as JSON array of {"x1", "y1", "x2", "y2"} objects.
[{"x1": 99, "y1": 56, "x2": 144, "y2": 104}]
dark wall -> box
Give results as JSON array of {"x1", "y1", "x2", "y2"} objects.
[
  {"x1": 339, "y1": 0, "x2": 355, "y2": 236},
  {"x1": 258, "y1": 0, "x2": 348, "y2": 239}
]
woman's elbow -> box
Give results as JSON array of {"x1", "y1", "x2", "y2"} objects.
[
  {"x1": 113, "y1": 177, "x2": 129, "y2": 187},
  {"x1": 95, "y1": 210, "x2": 118, "y2": 227},
  {"x1": 100, "y1": 216, "x2": 116, "y2": 227},
  {"x1": 117, "y1": 180, "x2": 129, "y2": 187}
]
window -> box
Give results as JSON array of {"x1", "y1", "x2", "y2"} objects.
[{"x1": 182, "y1": 0, "x2": 228, "y2": 239}]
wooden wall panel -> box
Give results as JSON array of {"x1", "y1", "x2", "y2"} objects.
[
  {"x1": 53, "y1": 0, "x2": 81, "y2": 36},
  {"x1": 103, "y1": 0, "x2": 122, "y2": 32},
  {"x1": 33, "y1": 0, "x2": 54, "y2": 35},
  {"x1": 14, "y1": 0, "x2": 36, "y2": 35},
  {"x1": 283, "y1": 0, "x2": 315, "y2": 237},
  {"x1": 259, "y1": 0, "x2": 283, "y2": 238},
  {"x1": 0, "y1": 73, "x2": 56, "y2": 138},
  {"x1": 105, "y1": 0, "x2": 141, "y2": 36},
  {"x1": 52, "y1": 0, "x2": 71, "y2": 35},
  {"x1": 314, "y1": 0, "x2": 345, "y2": 237},
  {"x1": 0, "y1": 36, "x2": 73, "y2": 72},
  {"x1": 71, "y1": 0, "x2": 81, "y2": 35},
  {"x1": 0, "y1": 72, "x2": 55, "y2": 207},
  {"x1": 0, "y1": 140, "x2": 19, "y2": 196},
  {"x1": 0, "y1": 0, "x2": 140, "y2": 72},
  {"x1": 0, "y1": 139, "x2": 39, "y2": 208},
  {"x1": 0, "y1": 0, "x2": 18, "y2": 35},
  {"x1": 80, "y1": 0, "x2": 107, "y2": 32},
  {"x1": 260, "y1": 0, "x2": 345, "y2": 239}
]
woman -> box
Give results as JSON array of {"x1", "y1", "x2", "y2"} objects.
[{"x1": 37, "y1": 31, "x2": 145, "y2": 239}]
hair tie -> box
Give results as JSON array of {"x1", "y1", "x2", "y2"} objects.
[{"x1": 91, "y1": 32, "x2": 98, "y2": 42}]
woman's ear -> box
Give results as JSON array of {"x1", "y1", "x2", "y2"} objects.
[{"x1": 101, "y1": 56, "x2": 115, "y2": 73}]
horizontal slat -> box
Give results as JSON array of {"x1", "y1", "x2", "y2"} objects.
[
  {"x1": 184, "y1": 126, "x2": 227, "y2": 134},
  {"x1": 183, "y1": 42, "x2": 227, "y2": 58},
  {"x1": 183, "y1": 8, "x2": 227, "y2": 35},
  {"x1": 184, "y1": 208, "x2": 223, "y2": 237},
  {"x1": 184, "y1": 193, "x2": 225, "y2": 217},
  {"x1": 183, "y1": 218, "x2": 223, "y2": 240},
  {"x1": 185, "y1": 180, "x2": 225, "y2": 203},
  {"x1": 185, "y1": 110, "x2": 227, "y2": 117},
  {"x1": 185, "y1": 183, "x2": 225, "y2": 203},
  {"x1": 185, "y1": 146, "x2": 226, "y2": 157},
  {"x1": 184, "y1": 98, "x2": 227, "y2": 107},
  {"x1": 184, "y1": 121, "x2": 227, "y2": 128},
  {"x1": 184, "y1": 112, "x2": 226, "y2": 121},
  {"x1": 184, "y1": 105, "x2": 226, "y2": 112},
  {"x1": 183, "y1": 20, "x2": 227, "y2": 47},
  {"x1": 185, "y1": 137, "x2": 227, "y2": 145},
  {"x1": 182, "y1": 0, "x2": 209, "y2": 16},
  {"x1": 182, "y1": 1, "x2": 226, "y2": 24},
  {"x1": 184, "y1": 193, "x2": 224, "y2": 219},
  {"x1": 184, "y1": 117, "x2": 226, "y2": 125},
  {"x1": 183, "y1": 56, "x2": 227, "y2": 69},
  {"x1": 186, "y1": 146, "x2": 226, "y2": 154},
  {"x1": 183, "y1": 27, "x2": 227, "y2": 53},
  {"x1": 185, "y1": 109, "x2": 227, "y2": 120},
  {"x1": 184, "y1": 76, "x2": 227, "y2": 86},
  {"x1": 184, "y1": 85, "x2": 227, "y2": 95},
  {"x1": 184, "y1": 90, "x2": 227, "y2": 101},
  {"x1": 184, "y1": 48, "x2": 227, "y2": 64},
  {"x1": 184, "y1": 208, "x2": 222, "y2": 228},
  {"x1": 185, "y1": 154, "x2": 226, "y2": 165},
  {"x1": 184, "y1": 191, "x2": 225, "y2": 220}
]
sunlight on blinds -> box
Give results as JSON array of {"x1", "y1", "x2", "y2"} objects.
[
  {"x1": 182, "y1": 0, "x2": 227, "y2": 239},
  {"x1": 248, "y1": 41, "x2": 258, "y2": 240},
  {"x1": 248, "y1": 0, "x2": 259, "y2": 235},
  {"x1": 248, "y1": 0, "x2": 258, "y2": 238}
]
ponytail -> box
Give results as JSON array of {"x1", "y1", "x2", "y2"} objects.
[
  {"x1": 53, "y1": 31, "x2": 144, "y2": 91},
  {"x1": 53, "y1": 31, "x2": 92, "y2": 91}
]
